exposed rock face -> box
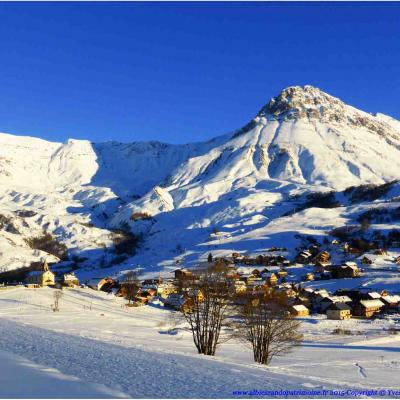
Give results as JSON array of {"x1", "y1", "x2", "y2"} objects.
[{"x1": 255, "y1": 85, "x2": 399, "y2": 140}]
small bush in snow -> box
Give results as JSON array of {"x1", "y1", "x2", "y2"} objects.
[{"x1": 130, "y1": 211, "x2": 153, "y2": 221}]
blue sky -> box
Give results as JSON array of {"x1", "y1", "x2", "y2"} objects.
[{"x1": 0, "y1": 2, "x2": 399, "y2": 144}]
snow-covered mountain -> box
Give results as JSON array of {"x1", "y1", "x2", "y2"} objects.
[{"x1": 1, "y1": 85, "x2": 400, "y2": 278}]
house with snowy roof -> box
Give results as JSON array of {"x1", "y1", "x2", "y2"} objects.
[
  {"x1": 62, "y1": 272, "x2": 80, "y2": 287},
  {"x1": 381, "y1": 295, "x2": 400, "y2": 309},
  {"x1": 290, "y1": 304, "x2": 309, "y2": 317},
  {"x1": 25, "y1": 261, "x2": 55, "y2": 287},
  {"x1": 354, "y1": 299, "x2": 385, "y2": 318},
  {"x1": 326, "y1": 302, "x2": 352, "y2": 320}
]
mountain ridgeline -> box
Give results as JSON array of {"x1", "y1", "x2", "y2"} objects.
[{"x1": 1, "y1": 85, "x2": 400, "y2": 277}]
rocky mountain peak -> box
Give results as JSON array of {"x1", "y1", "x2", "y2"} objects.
[
  {"x1": 258, "y1": 85, "x2": 347, "y2": 121},
  {"x1": 254, "y1": 85, "x2": 399, "y2": 140}
]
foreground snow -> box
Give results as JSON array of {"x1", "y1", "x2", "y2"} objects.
[
  {"x1": 1, "y1": 287, "x2": 400, "y2": 398},
  {"x1": 0, "y1": 349, "x2": 125, "y2": 399}
]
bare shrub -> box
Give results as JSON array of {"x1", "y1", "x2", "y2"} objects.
[
  {"x1": 234, "y1": 291, "x2": 303, "y2": 365},
  {"x1": 121, "y1": 271, "x2": 140, "y2": 305},
  {"x1": 52, "y1": 290, "x2": 63, "y2": 312},
  {"x1": 178, "y1": 264, "x2": 232, "y2": 356}
]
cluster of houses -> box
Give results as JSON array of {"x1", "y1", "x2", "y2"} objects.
[
  {"x1": 3, "y1": 241, "x2": 399, "y2": 322},
  {"x1": 290, "y1": 286, "x2": 400, "y2": 320}
]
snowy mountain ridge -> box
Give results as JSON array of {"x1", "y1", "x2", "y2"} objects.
[{"x1": 1, "y1": 85, "x2": 400, "y2": 278}]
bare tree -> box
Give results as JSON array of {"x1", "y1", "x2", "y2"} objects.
[
  {"x1": 179, "y1": 264, "x2": 231, "y2": 356},
  {"x1": 52, "y1": 290, "x2": 63, "y2": 312},
  {"x1": 235, "y1": 291, "x2": 303, "y2": 365},
  {"x1": 122, "y1": 271, "x2": 140, "y2": 305}
]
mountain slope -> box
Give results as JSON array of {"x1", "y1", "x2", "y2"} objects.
[{"x1": 1, "y1": 85, "x2": 400, "y2": 277}]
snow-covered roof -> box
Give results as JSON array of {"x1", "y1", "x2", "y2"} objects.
[
  {"x1": 292, "y1": 305, "x2": 308, "y2": 312},
  {"x1": 342, "y1": 263, "x2": 359, "y2": 270},
  {"x1": 325, "y1": 295, "x2": 352, "y2": 303},
  {"x1": 382, "y1": 295, "x2": 400, "y2": 304},
  {"x1": 63, "y1": 273, "x2": 78, "y2": 280},
  {"x1": 367, "y1": 292, "x2": 382, "y2": 299},
  {"x1": 344, "y1": 261, "x2": 358, "y2": 267},
  {"x1": 359, "y1": 299, "x2": 384, "y2": 308}
]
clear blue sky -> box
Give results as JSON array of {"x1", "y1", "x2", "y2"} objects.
[{"x1": 0, "y1": 2, "x2": 399, "y2": 144}]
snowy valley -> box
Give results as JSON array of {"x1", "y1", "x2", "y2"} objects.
[
  {"x1": 1, "y1": 85, "x2": 400, "y2": 398},
  {"x1": 1, "y1": 85, "x2": 400, "y2": 282}
]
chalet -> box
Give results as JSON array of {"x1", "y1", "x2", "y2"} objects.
[
  {"x1": 326, "y1": 302, "x2": 352, "y2": 320},
  {"x1": 174, "y1": 268, "x2": 193, "y2": 280},
  {"x1": 312, "y1": 289, "x2": 330, "y2": 302},
  {"x1": 298, "y1": 287, "x2": 314, "y2": 300},
  {"x1": 361, "y1": 256, "x2": 373, "y2": 265},
  {"x1": 142, "y1": 278, "x2": 163, "y2": 287},
  {"x1": 230, "y1": 280, "x2": 247, "y2": 294},
  {"x1": 87, "y1": 277, "x2": 115, "y2": 291},
  {"x1": 290, "y1": 304, "x2": 310, "y2": 317},
  {"x1": 309, "y1": 289, "x2": 330, "y2": 309},
  {"x1": 319, "y1": 295, "x2": 352, "y2": 312},
  {"x1": 246, "y1": 279, "x2": 267, "y2": 291},
  {"x1": 25, "y1": 261, "x2": 55, "y2": 287},
  {"x1": 162, "y1": 293, "x2": 197, "y2": 313},
  {"x1": 277, "y1": 268, "x2": 288, "y2": 279},
  {"x1": 295, "y1": 250, "x2": 312, "y2": 264},
  {"x1": 232, "y1": 252, "x2": 243, "y2": 260},
  {"x1": 315, "y1": 251, "x2": 330, "y2": 265},
  {"x1": 161, "y1": 293, "x2": 186, "y2": 310},
  {"x1": 374, "y1": 248, "x2": 387, "y2": 256},
  {"x1": 133, "y1": 295, "x2": 149, "y2": 305},
  {"x1": 276, "y1": 284, "x2": 297, "y2": 298},
  {"x1": 140, "y1": 288, "x2": 157, "y2": 298},
  {"x1": 187, "y1": 288, "x2": 204, "y2": 302},
  {"x1": 239, "y1": 273, "x2": 257, "y2": 284},
  {"x1": 354, "y1": 299, "x2": 384, "y2": 318},
  {"x1": 62, "y1": 272, "x2": 80, "y2": 287},
  {"x1": 226, "y1": 271, "x2": 241, "y2": 281},
  {"x1": 157, "y1": 282, "x2": 178, "y2": 297},
  {"x1": 261, "y1": 272, "x2": 278, "y2": 286},
  {"x1": 304, "y1": 272, "x2": 314, "y2": 281},
  {"x1": 252, "y1": 269, "x2": 261, "y2": 277},
  {"x1": 334, "y1": 263, "x2": 360, "y2": 278},
  {"x1": 381, "y1": 295, "x2": 400, "y2": 309}
]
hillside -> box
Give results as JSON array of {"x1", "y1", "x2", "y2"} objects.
[{"x1": 1, "y1": 85, "x2": 400, "y2": 278}]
